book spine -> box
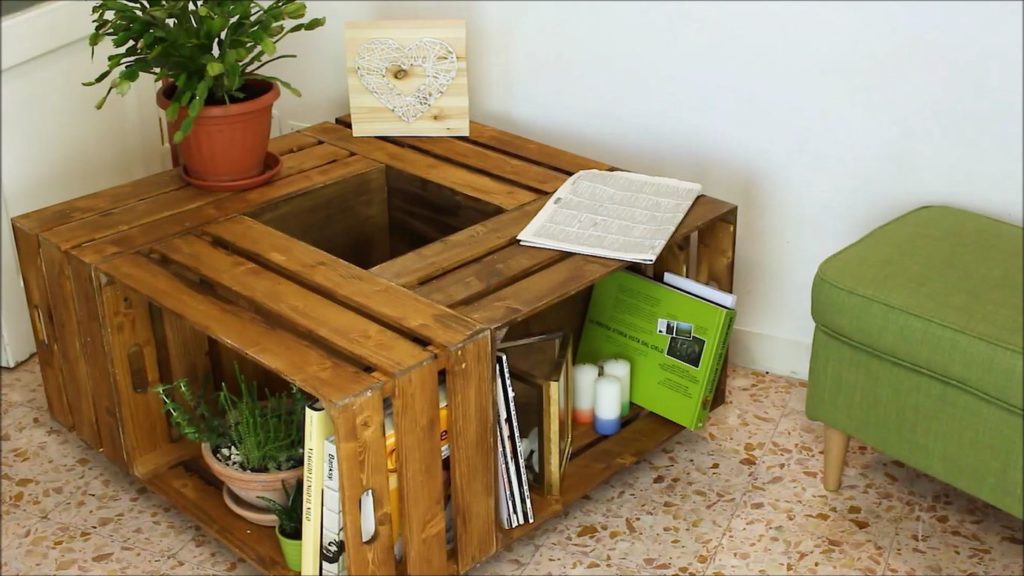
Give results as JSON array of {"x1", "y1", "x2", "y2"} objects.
[
  {"x1": 301, "y1": 402, "x2": 332, "y2": 576},
  {"x1": 322, "y1": 436, "x2": 344, "y2": 576},
  {"x1": 695, "y1": 310, "x2": 735, "y2": 428},
  {"x1": 499, "y1": 354, "x2": 534, "y2": 524}
]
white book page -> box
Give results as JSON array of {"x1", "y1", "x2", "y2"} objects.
[{"x1": 517, "y1": 170, "x2": 702, "y2": 264}]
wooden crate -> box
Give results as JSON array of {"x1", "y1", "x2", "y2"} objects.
[
  {"x1": 95, "y1": 220, "x2": 494, "y2": 575},
  {"x1": 12, "y1": 115, "x2": 737, "y2": 575}
]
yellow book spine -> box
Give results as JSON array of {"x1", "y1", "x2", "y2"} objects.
[{"x1": 301, "y1": 402, "x2": 333, "y2": 576}]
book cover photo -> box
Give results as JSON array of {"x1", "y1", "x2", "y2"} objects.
[{"x1": 576, "y1": 269, "x2": 735, "y2": 429}]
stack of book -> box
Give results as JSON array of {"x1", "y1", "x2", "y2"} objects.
[{"x1": 495, "y1": 352, "x2": 534, "y2": 529}]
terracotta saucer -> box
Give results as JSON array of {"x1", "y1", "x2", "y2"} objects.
[
  {"x1": 222, "y1": 485, "x2": 278, "y2": 527},
  {"x1": 179, "y1": 151, "x2": 282, "y2": 192}
]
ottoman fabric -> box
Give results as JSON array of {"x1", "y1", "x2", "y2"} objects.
[
  {"x1": 807, "y1": 205, "x2": 1023, "y2": 518},
  {"x1": 812, "y1": 206, "x2": 1023, "y2": 410}
]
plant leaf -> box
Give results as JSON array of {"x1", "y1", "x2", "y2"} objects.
[{"x1": 206, "y1": 61, "x2": 225, "y2": 76}]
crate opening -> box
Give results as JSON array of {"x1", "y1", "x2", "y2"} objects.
[{"x1": 244, "y1": 165, "x2": 503, "y2": 269}]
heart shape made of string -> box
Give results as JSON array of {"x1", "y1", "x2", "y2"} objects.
[{"x1": 355, "y1": 38, "x2": 458, "y2": 123}]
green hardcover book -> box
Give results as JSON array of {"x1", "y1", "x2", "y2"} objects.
[{"x1": 576, "y1": 270, "x2": 735, "y2": 429}]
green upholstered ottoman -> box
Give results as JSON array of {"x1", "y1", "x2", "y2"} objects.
[{"x1": 806, "y1": 205, "x2": 1023, "y2": 518}]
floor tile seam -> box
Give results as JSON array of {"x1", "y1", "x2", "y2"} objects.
[
  {"x1": 749, "y1": 386, "x2": 801, "y2": 483},
  {"x1": 701, "y1": 386, "x2": 797, "y2": 574},
  {"x1": 41, "y1": 511, "x2": 192, "y2": 558}
]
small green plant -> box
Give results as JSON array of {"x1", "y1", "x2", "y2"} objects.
[
  {"x1": 84, "y1": 0, "x2": 326, "y2": 143},
  {"x1": 154, "y1": 363, "x2": 306, "y2": 472},
  {"x1": 259, "y1": 481, "x2": 302, "y2": 539}
]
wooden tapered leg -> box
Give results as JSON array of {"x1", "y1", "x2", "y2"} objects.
[{"x1": 823, "y1": 426, "x2": 850, "y2": 491}]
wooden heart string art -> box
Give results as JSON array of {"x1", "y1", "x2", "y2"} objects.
[{"x1": 356, "y1": 38, "x2": 458, "y2": 123}]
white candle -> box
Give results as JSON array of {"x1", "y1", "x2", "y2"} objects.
[
  {"x1": 601, "y1": 359, "x2": 631, "y2": 417},
  {"x1": 593, "y1": 375, "x2": 622, "y2": 436},
  {"x1": 572, "y1": 363, "x2": 599, "y2": 424}
]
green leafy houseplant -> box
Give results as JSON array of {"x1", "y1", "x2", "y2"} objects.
[
  {"x1": 154, "y1": 363, "x2": 307, "y2": 472},
  {"x1": 85, "y1": 0, "x2": 326, "y2": 144},
  {"x1": 259, "y1": 481, "x2": 302, "y2": 539}
]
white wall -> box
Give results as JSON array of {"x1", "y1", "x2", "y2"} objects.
[
  {"x1": 1, "y1": 1, "x2": 166, "y2": 366},
  {"x1": 268, "y1": 0, "x2": 1023, "y2": 377}
]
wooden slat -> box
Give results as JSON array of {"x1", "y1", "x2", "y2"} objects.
[
  {"x1": 69, "y1": 256, "x2": 127, "y2": 470},
  {"x1": 10, "y1": 225, "x2": 73, "y2": 427},
  {"x1": 371, "y1": 197, "x2": 547, "y2": 287},
  {"x1": 384, "y1": 136, "x2": 569, "y2": 193},
  {"x1": 337, "y1": 114, "x2": 612, "y2": 176},
  {"x1": 12, "y1": 131, "x2": 320, "y2": 235},
  {"x1": 146, "y1": 465, "x2": 292, "y2": 575},
  {"x1": 267, "y1": 131, "x2": 321, "y2": 157},
  {"x1": 446, "y1": 333, "x2": 497, "y2": 572},
  {"x1": 39, "y1": 239, "x2": 100, "y2": 447},
  {"x1": 203, "y1": 216, "x2": 482, "y2": 349},
  {"x1": 330, "y1": 390, "x2": 398, "y2": 576},
  {"x1": 415, "y1": 244, "x2": 567, "y2": 307},
  {"x1": 74, "y1": 155, "x2": 382, "y2": 263},
  {"x1": 458, "y1": 255, "x2": 625, "y2": 329},
  {"x1": 99, "y1": 278, "x2": 191, "y2": 477},
  {"x1": 45, "y1": 144, "x2": 350, "y2": 251},
  {"x1": 99, "y1": 254, "x2": 376, "y2": 406},
  {"x1": 153, "y1": 235, "x2": 431, "y2": 374},
  {"x1": 393, "y1": 362, "x2": 448, "y2": 575},
  {"x1": 570, "y1": 405, "x2": 645, "y2": 458},
  {"x1": 302, "y1": 123, "x2": 540, "y2": 210}
]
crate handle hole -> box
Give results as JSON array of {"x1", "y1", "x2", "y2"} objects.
[{"x1": 359, "y1": 488, "x2": 376, "y2": 543}]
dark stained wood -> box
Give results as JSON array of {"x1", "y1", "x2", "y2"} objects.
[
  {"x1": 202, "y1": 216, "x2": 483, "y2": 349},
  {"x1": 445, "y1": 333, "x2": 497, "y2": 573},
  {"x1": 384, "y1": 136, "x2": 569, "y2": 194},
  {"x1": 146, "y1": 464, "x2": 293, "y2": 575},
  {"x1": 244, "y1": 158, "x2": 387, "y2": 268},
  {"x1": 330, "y1": 390, "x2": 398, "y2": 576},
  {"x1": 303, "y1": 123, "x2": 540, "y2": 210},
  {"x1": 415, "y1": 244, "x2": 568, "y2": 307},
  {"x1": 69, "y1": 256, "x2": 127, "y2": 469},
  {"x1": 371, "y1": 197, "x2": 547, "y2": 288},
  {"x1": 336, "y1": 113, "x2": 612, "y2": 176},
  {"x1": 99, "y1": 277, "x2": 195, "y2": 477},
  {"x1": 152, "y1": 234, "x2": 432, "y2": 373},
  {"x1": 74, "y1": 155, "x2": 382, "y2": 263},
  {"x1": 39, "y1": 238, "x2": 100, "y2": 447},
  {"x1": 393, "y1": 361, "x2": 448, "y2": 575},
  {"x1": 98, "y1": 254, "x2": 377, "y2": 406},
  {"x1": 457, "y1": 255, "x2": 625, "y2": 330},
  {"x1": 386, "y1": 169, "x2": 504, "y2": 259},
  {"x1": 10, "y1": 225, "x2": 73, "y2": 427}
]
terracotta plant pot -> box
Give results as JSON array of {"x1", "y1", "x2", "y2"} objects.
[
  {"x1": 157, "y1": 80, "x2": 280, "y2": 186},
  {"x1": 276, "y1": 526, "x2": 303, "y2": 572},
  {"x1": 201, "y1": 443, "x2": 302, "y2": 512}
]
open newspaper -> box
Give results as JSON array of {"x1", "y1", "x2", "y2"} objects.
[{"x1": 517, "y1": 170, "x2": 702, "y2": 264}]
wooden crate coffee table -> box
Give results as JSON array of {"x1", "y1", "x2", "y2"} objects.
[{"x1": 12, "y1": 118, "x2": 737, "y2": 575}]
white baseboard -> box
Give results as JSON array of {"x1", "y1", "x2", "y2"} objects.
[{"x1": 729, "y1": 327, "x2": 812, "y2": 380}]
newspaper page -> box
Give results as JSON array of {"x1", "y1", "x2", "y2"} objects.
[{"x1": 517, "y1": 170, "x2": 702, "y2": 264}]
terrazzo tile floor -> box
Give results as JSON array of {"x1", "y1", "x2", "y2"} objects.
[{"x1": 2, "y1": 357, "x2": 1021, "y2": 575}]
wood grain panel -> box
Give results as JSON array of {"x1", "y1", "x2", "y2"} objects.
[
  {"x1": 74, "y1": 155, "x2": 382, "y2": 263},
  {"x1": 152, "y1": 235, "x2": 431, "y2": 374},
  {"x1": 10, "y1": 225, "x2": 72, "y2": 427},
  {"x1": 446, "y1": 333, "x2": 497, "y2": 572},
  {"x1": 371, "y1": 197, "x2": 546, "y2": 288},
  {"x1": 415, "y1": 244, "x2": 567, "y2": 307},
  {"x1": 203, "y1": 216, "x2": 482, "y2": 349},
  {"x1": 302, "y1": 123, "x2": 539, "y2": 210},
  {"x1": 458, "y1": 255, "x2": 625, "y2": 329},
  {"x1": 99, "y1": 254, "x2": 376, "y2": 406},
  {"x1": 393, "y1": 362, "x2": 447, "y2": 575},
  {"x1": 330, "y1": 390, "x2": 398, "y2": 576}
]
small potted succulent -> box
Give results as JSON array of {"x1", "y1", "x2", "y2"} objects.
[
  {"x1": 85, "y1": 0, "x2": 326, "y2": 190},
  {"x1": 260, "y1": 481, "x2": 303, "y2": 572},
  {"x1": 155, "y1": 364, "x2": 307, "y2": 518}
]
